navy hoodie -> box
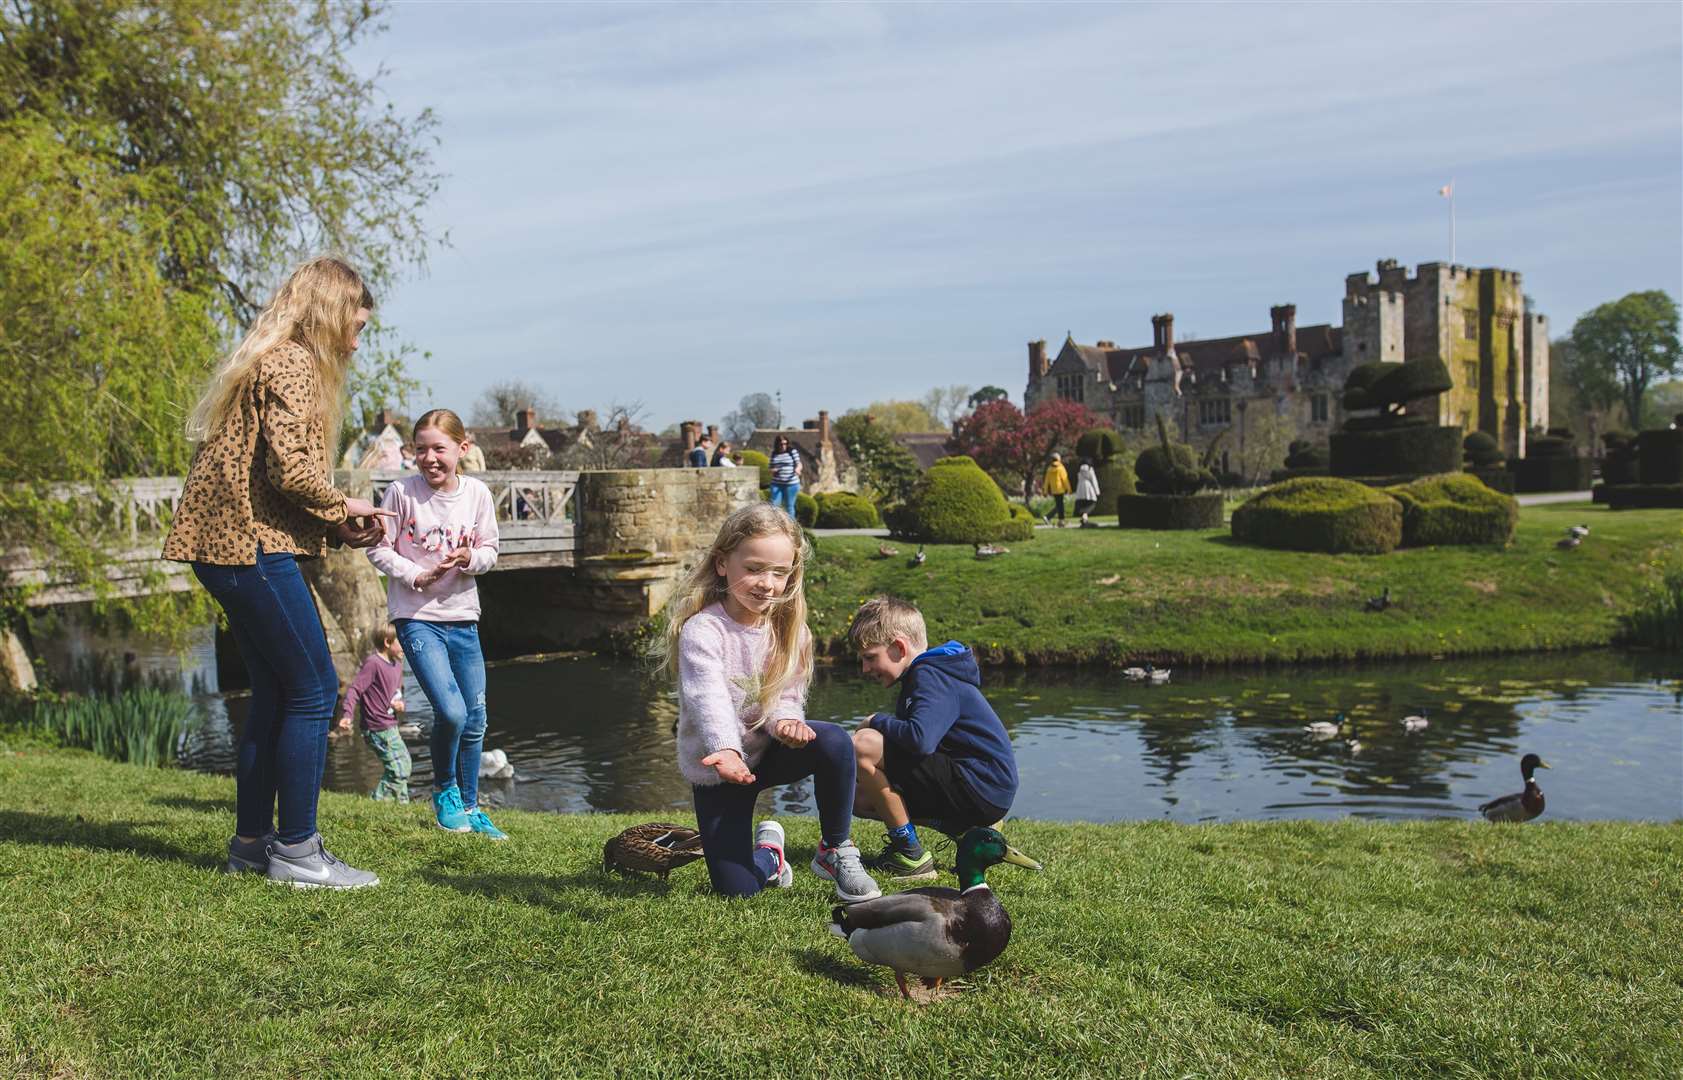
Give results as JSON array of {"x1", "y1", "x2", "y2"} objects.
[{"x1": 868, "y1": 641, "x2": 1018, "y2": 813}]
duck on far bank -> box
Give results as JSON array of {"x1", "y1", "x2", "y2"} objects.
[
  {"x1": 1479, "y1": 752, "x2": 1550, "y2": 822},
  {"x1": 1365, "y1": 586, "x2": 1391, "y2": 613}
]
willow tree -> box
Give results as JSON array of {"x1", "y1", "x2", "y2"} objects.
[{"x1": 0, "y1": 0, "x2": 440, "y2": 632}]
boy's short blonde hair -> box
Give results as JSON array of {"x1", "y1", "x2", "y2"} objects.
[
  {"x1": 848, "y1": 596, "x2": 927, "y2": 652},
  {"x1": 378, "y1": 622, "x2": 399, "y2": 646}
]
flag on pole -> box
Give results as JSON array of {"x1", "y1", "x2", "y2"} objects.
[{"x1": 1438, "y1": 182, "x2": 1454, "y2": 198}]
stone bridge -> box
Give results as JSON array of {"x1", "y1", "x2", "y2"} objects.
[{"x1": 3, "y1": 468, "x2": 758, "y2": 689}]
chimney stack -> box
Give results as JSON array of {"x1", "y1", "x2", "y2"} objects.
[
  {"x1": 1270, "y1": 304, "x2": 1297, "y2": 357},
  {"x1": 707, "y1": 424, "x2": 719, "y2": 443},
  {"x1": 818, "y1": 409, "x2": 831, "y2": 448},
  {"x1": 516, "y1": 407, "x2": 536, "y2": 432},
  {"x1": 1028, "y1": 340, "x2": 1048, "y2": 380},
  {"x1": 373, "y1": 407, "x2": 392, "y2": 430},
  {"x1": 1151, "y1": 313, "x2": 1176, "y2": 353},
  {"x1": 681, "y1": 421, "x2": 697, "y2": 450}
]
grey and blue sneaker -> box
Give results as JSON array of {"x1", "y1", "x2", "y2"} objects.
[
  {"x1": 432, "y1": 785, "x2": 471, "y2": 832},
  {"x1": 465, "y1": 808, "x2": 508, "y2": 841},
  {"x1": 810, "y1": 839, "x2": 882, "y2": 903},
  {"x1": 755, "y1": 820, "x2": 793, "y2": 888},
  {"x1": 265, "y1": 834, "x2": 379, "y2": 890},
  {"x1": 223, "y1": 832, "x2": 275, "y2": 875}
]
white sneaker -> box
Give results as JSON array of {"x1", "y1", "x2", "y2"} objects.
[{"x1": 755, "y1": 820, "x2": 793, "y2": 888}]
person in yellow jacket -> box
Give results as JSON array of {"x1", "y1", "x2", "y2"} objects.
[{"x1": 1043, "y1": 452, "x2": 1072, "y2": 527}]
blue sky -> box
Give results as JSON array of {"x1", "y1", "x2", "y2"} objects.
[{"x1": 357, "y1": 1, "x2": 1682, "y2": 430}]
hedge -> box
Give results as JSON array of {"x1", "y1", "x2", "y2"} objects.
[
  {"x1": 1230, "y1": 477, "x2": 1402, "y2": 555},
  {"x1": 1509, "y1": 455, "x2": 1593, "y2": 493},
  {"x1": 1000, "y1": 502, "x2": 1036, "y2": 541},
  {"x1": 813, "y1": 491, "x2": 881, "y2": 529},
  {"x1": 737, "y1": 448, "x2": 771, "y2": 488},
  {"x1": 891, "y1": 455, "x2": 1024, "y2": 543},
  {"x1": 1463, "y1": 431, "x2": 1504, "y2": 468},
  {"x1": 1075, "y1": 428, "x2": 1126, "y2": 461},
  {"x1": 1372, "y1": 358, "x2": 1452, "y2": 405},
  {"x1": 1468, "y1": 467, "x2": 1515, "y2": 494},
  {"x1": 1605, "y1": 483, "x2": 1683, "y2": 510},
  {"x1": 794, "y1": 491, "x2": 818, "y2": 527},
  {"x1": 1116, "y1": 492, "x2": 1225, "y2": 531},
  {"x1": 1385, "y1": 474, "x2": 1517, "y2": 547},
  {"x1": 1636, "y1": 429, "x2": 1683, "y2": 485},
  {"x1": 1094, "y1": 460, "x2": 1136, "y2": 505},
  {"x1": 1330, "y1": 424, "x2": 1462, "y2": 478}
]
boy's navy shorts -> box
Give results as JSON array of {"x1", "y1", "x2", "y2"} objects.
[{"x1": 880, "y1": 745, "x2": 1007, "y2": 831}]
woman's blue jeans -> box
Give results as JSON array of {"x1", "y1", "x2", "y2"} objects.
[
  {"x1": 192, "y1": 548, "x2": 338, "y2": 844},
  {"x1": 769, "y1": 482, "x2": 800, "y2": 518},
  {"x1": 395, "y1": 619, "x2": 487, "y2": 811}
]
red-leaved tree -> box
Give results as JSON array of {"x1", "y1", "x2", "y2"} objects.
[{"x1": 947, "y1": 398, "x2": 1104, "y2": 496}]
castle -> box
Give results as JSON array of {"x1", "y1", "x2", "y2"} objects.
[{"x1": 1023, "y1": 259, "x2": 1550, "y2": 465}]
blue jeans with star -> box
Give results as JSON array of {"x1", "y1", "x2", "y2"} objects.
[{"x1": 395, "y1": 619, "x2": 487, "y2": 811}]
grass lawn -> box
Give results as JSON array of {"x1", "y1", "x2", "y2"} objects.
[
  {"x1": 805, "y1": 502, "x2": 1683, "y2": 665},
  {"x1": 3, "y1": 751, "x2": 1680, "y2": 1078}
]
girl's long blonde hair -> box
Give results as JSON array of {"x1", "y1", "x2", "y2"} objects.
[
  {"x1": 653, "y1": 503, "x2": 812, "y2": 724},
  {"x1": 186, "y1": 256, "x2": 374, "y2": 468}
]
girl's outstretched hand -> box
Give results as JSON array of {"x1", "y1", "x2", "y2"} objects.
[
  {"x1": 413, "y1": 547, "x2": 471, "y2": 590},
  {"x1": 772, "y1": 718, "x2": 815, "y2": 747},
  {"x1": 701, "y1": 749, "x2": 755, "y2": 785}
]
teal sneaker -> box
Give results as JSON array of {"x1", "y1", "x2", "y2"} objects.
[
  {"x1": 465, "y1": 808, "x2": 508, "y2": 841},
  {"x1": 864, "y1": 834, "x2": 938, "y2": 881},
  {"x1": 432, "y1": 785, "x2": 470, "y2": 832}
]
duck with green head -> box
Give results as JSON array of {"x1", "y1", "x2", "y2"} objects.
[
  {"x1": 1479, "y1": 752, "x2": 1551, "y2": 822},
  {"x1": 828, "y1": 826, "x2": 1041, "y2": 999}
]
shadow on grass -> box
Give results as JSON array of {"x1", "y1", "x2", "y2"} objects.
[
  {"x1": 794, "y1": 946, "x2": 876, "y2": 990},
  {"x1": 415, "y1": 861, "x2": 693, "y2": 916},
  {"x1": 148, "y1": 795, "x2": 237, "y2": 815},
  {"x1": 0, "y1": 810, "x2": 220, "y2": 870}
]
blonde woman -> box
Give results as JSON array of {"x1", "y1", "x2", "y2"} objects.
[
  {"x1": 164, "y1": 256, "x2": 394, "y2": 889},
  {"x1": 653, "y1": 503, "x2": 879, "y2": 902}
]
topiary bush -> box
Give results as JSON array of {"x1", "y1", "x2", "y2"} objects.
[
  {"x1": 1511, "y1": 429, "x2": 1592, "y2": 492},
  {"x1": 794, "y1": 491, "x2": 818, "y2": 527},
  {"x1": 1331, "y1": 424, "x2": 1462, "y2": 478},
  {"x1": 1075, "y1": 428, "x2": 1126, "y2": 462},
  {"x1": 1463, "y1": 431, "x2": 1504, "y2": 468},
  {"x1": 737, "y1": 448, "x2": 771, "y2": 488},
  {"x1": 1385, "y1": 474, "x2": 1517, "y2": 547},
  {"x1": 1116, "y1": 492, "x2": 1224, "y2": 530},
  {"x1": 891, "y1": 455, "x2": 1026, "y2": 543},
  {"x1": 1600, "y1": 432, "x2": 1638, "y2": 486},
  {"x1": 813, "y1": 491, "x2": 881, "y2": 529},
  {"x1": 1607, "y1": 483, "x2": 1683, "y2": 510},
  {"x1": 1231, "y1": 477, "x2": 1402, "y2": 554},
  {"x1": 1636, "y1": 427, "x2": 1683, "y2": 485},
  {"x1": 1135, "y1": 415, "x2": 1218, "y2": 496},
  {"x1": 1000, "y1": 502, "x2": 1036, "y2": 541}
]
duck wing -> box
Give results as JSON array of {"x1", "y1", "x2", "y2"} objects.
[
  {"x1": 1478, "y1": 793, "x2": 1530, "y2": 822},
  {"x1": 832, "y1": 888, "x2": 969, "y2": 979}
]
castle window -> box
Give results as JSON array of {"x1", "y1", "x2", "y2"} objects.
[
  {"x1": 1198, "y1": 398, "x2": 1232, "y2": 427},
  {"x1": 1121, "y1": 404, "x2": 1145, "y2": 430},
  {"x1": 1463, "y1": 309, "x2": 1479, "y2": 341},
  {"x1": 1311, "y1": 394, "x2": 1329, "y2": 423},
  {"x1": 1463, "y1": 360, "x2": 1479, "y2": 390},
  {"x1": 1055, "y1": 373, "x2": 1084, "y2": 403}
]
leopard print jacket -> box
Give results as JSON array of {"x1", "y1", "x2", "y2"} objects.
[{"x1": 162, "y1": 340, "x2": 348, "y2": 565}]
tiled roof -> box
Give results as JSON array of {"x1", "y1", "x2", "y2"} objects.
[
  {"x1": 892, "y1": 432, "x2": 952, "y2": 471},
  {"x1": 1060, "y1": 324, "x2": 1344, "y2": 384}
]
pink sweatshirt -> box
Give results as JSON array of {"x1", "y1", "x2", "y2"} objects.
[
  {"x1": 676, "y1": 603, "x2": 809, "y2": 787},
  {"x1": 366, "y1": 474, "x2": 499, "y2": 622}
]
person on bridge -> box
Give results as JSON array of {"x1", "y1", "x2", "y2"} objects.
[
  {"x1": 366, "y1": 409, "x2": 507, "y2": 841},
  {"x1": 654, "y1": 503, "x2": 880, "y2": 903},
  {"x1": 163, "y1": 255, "x2": 393, "y2": 890}
]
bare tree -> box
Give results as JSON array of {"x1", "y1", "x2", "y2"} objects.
[
  {"x1": 920, "y1": 384, "x2": 972, "y2": 428},
  {"x1": 1236, "y1": 406, "x2": 1298, "y2": 486},
  {"x1": 558, "y1": 402, "x2": 660, "y2": 470},
  {"x1": 470, "y1": 379, "x2": 567, "y2": 429},
  {"x1": 721, "y1": 392, "x2": 781, "y2": 443}
]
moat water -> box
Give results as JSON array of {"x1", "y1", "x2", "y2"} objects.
[{"x1": 172, "y1": 646, "x2": 1682, "y2": 824}]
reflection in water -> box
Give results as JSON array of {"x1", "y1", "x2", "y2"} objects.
[{"x1": 181, "y1": 649, "x2": 1683, "y2": 824}]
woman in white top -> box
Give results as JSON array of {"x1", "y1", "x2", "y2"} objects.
[{"x1": 1074, "y1": 458, "x2": 1102, "y2": 527}]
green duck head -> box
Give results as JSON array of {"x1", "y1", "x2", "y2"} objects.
[{"x1": 955, "y1": 827, "x2": 1042, "y2": 891}]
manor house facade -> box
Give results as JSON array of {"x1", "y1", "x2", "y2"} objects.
[{"x1": 1023, "y1": 259, "x2": 1550, "y2": 464}]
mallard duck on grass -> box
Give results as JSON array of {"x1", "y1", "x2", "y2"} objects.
[
  {"x1": 1364, "y1": 586, "x2": 1391, "y2": 612},
  {"x1": 876, "y1": 543, "x2": 899, "y2": 559},
  {"x1": 1479, "y1": 752, "x2": 1550, "y2": 822},
  {"x1": 973, "y1": 543, "x2": 1009, "y2": 559},
  {"x1": 909, "y1": 545, "x2": 926, "y2": 567},
  {"x1": 602, "y1": 822, "x2": 706, "y2": 879},
  {"x1": 829, "y1": 827, "x2": 1041, "y2": 1000}
]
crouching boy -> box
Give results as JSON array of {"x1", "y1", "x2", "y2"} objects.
[{"x1": 847, "y1": 596, "x2": 1018, "y2": 881}]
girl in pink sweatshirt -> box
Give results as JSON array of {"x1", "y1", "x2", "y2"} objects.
[{"x1": 367, "y1": 409, "x2": 506, "y2": 840}]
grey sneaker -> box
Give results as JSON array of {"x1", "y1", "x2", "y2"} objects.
[
  {"x1": 266, "y1": 834, "x2": 380, "y2": 890},
  {"x1": 810, "y1": 839, "x2": 882, "y2": 903},
  {"x1": 755, "y1": 820, "x2": 793, "y2": 888},
  {"x1": 223, "y1": 832, "x2": 275, "y2": 875}
]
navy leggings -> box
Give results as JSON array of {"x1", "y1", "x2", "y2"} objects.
[
  {"x1": 192, "y1": 548, "x2": 339, "y2": 844},
  {"x1": 691, "y1": 721, "x2": 856, "y2": 898}
]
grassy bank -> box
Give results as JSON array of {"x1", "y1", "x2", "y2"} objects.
[
  {"x1": 2, "y1": 751, "x2": 1680, "y2": 1078},
  {"x1": 805, "y1": 503, "x2": 1683, "y2": 665}
]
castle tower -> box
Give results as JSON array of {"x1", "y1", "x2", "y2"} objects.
[{"x1": 1341, "y1": 261, "x2": 1405, "y2": 370}]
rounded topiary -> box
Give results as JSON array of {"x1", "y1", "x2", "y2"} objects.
[
  {"x1": 813, "y1": 491, "x2": 881, "y2": 529},
  {"x1": 1385, "y1": 474, "x2": 1517, "y2": 547},
  {"x1": 1286, "y1": 440, "x2": 1329, "y2": 469},
  {"x1": 1135, "y1": 443, "x2": 1216, "y2": 495},
  {"x1": 737, "y1": 448, "x2": 771, "y2": 488},
  {"x1": 1116, "y1": 492, "x2": 1224, "y2": 530},
  {"x1": 1372, "y1": 358, "x2": 1452, "y2": 406},
  {"x1": 896, "y1": 455, "x2": 1023, "y2": 543},
  {"x1": 1341, "y1": 362, "x2": 1388, "y2": 411},
  {"x1": 1075, "y1": 428, "x2": 1125, "y2": 462},
  {"x1": 1231, "y1": 477, "x2": 1403, "y2": 554},
  {"x1": 794, "y1": 491, "x2": 818, "y2": 527},
  {"x1": 1463, "y1": 431, "x2": 1505, "y2": 468},
  {"x1": 1000, "y1": 502, "x2": 1036, "y2": 541}
]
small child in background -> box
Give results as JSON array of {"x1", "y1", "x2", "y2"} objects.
[
  {"x1": 848, "y1": 596, "x2": 1019, "y2": 880},
  {"x1": 337, "y1": 623, "x2": 411, "y2": 802}
]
